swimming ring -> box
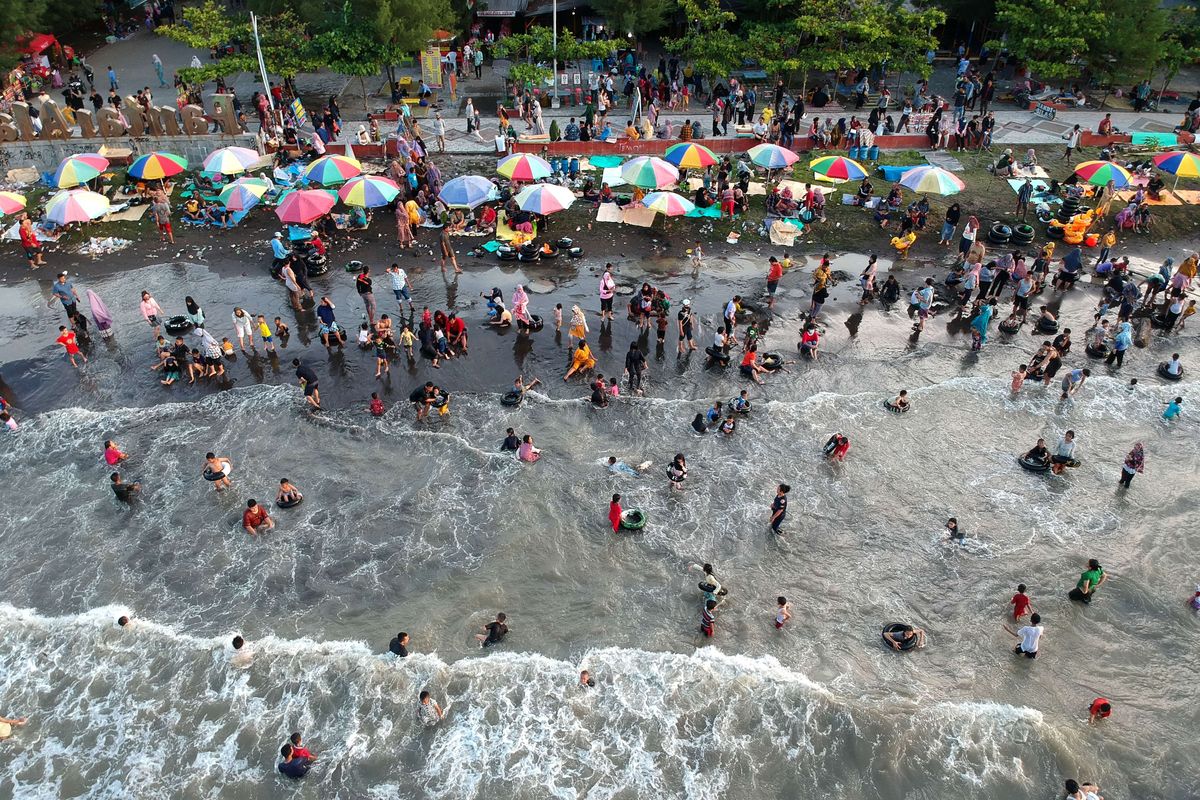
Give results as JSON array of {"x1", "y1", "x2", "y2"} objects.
[
  {"x1": 998, "y1": 318, "x2": 1021, "y2": 334},
  {"x1": 164, "y1": 315, "x2": 194, "y2": 336},
  {"x1": 202, "y1": 466, "x2": 229, "y2": 481},
  {"x1": 761, "y1": 353, "x2": 784, "y2": 371},
  {"x1": 1085, "y1": 343, "x2": 1107, "y2": 358},
  {"x1": 619, "y1": 509, "x2": 646, "y2": 530},
  {"x1": 1017, "y1": 455, "x2": 1050, "y2": 473},
  {"x1": 881, "y1": 622, "x2": 919, "y2": 651},
  {"x1": 276, "y1": 496, "x2": 304, "y2": 509},
  {"x1": 1158, "y1": 362, "x2": 1184, "y2": 381},
  {"x1": 883, "y1": 399, "x2": 908, "y2": 414},
  {"x1": 501, "y1": 390, "x2": 523, "y2": 406}
]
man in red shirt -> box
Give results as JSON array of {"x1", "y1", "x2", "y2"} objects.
[
  {"x1": 608, "y1": 493, "x2": 622, "y2": 532},
  {"x1": 447, "y1": 312, "x2": 468, "y2": 354},
  {"x1": 766, "y1": 256, "x2": 784, "y2": 309},
  {"x1": 242, "y1": 499, "x2": 275, "y2": 535},
  {"x1": 55, "y1": 325, "x2": 86, "y2": 368},
  {"x1": 1088, "y1": 698, "x2": 1112, "y2": 723},
  {"x1": 19, "y1": 219, "x2": 45, "y2": 268}
]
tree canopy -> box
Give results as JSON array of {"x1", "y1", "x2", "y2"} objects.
[
  {"x1": 492, "y1": 26, "x2": 611, "y2": 88},
  {"x1": 590, "y1": 0, "x2": 677, "y2": 39},
  {"x1": 664, "y1": 0, "x2": 743, "y2": 79}
]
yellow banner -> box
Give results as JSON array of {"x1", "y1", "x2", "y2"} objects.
[{"x1": 421, "y1": 45, "x2": 442, "y2": 90}]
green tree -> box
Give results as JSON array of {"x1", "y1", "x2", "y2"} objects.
[
  {"x1": 1155, "y1": 7, "x2": 1200, "y2": 100},
  {"x1": 361, "y1": 0, "x2": 455, "y2": 87},
  {"x1": 990, "y1": 0, "x2": 1102, "y2": 80},
  {"x1": 311, "y1": 20, "x2": 380, "y2": 113},
  {"x1": 160, "y1": 2, "x2": 319, "y2": 85},
  {"x1": 664, "y1": 0, "x2": 743, "y2": 80},
  {"x1": 493, "y1": 27, "x2": 609, "y2": 90},
  {"x1": 1086, "y1": 0, "x2": 1165, "y2": 106},
  {"x1": 591, "y1": 0, "x2": 677, "y2": 40}
]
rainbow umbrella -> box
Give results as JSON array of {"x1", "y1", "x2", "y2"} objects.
[
  {"x1": 898, "y1": 165, "x2": 965, "y2": 196},
  {"x1": 128, "y1": 152, "x2": 188, "y2": 180},
  {"x1": 809, "y1": 155, "x2": 868, "y2": 181},
  {"x1": 497, "y1": 153, "x2": 552, "y2": 181},
  {"x1": 513, "y1": 183, "x2": 575, "y2": 215},
  {"x1": 339, "y1": 175, "x2": 401, "y2": 208},
  {"x1": 52, "y1": 153, "x2": 109, "y2": 188},
  {"x1": 1073, "y1": 160, "x2": 1131, "y2": 188},
  {"x1": 202, "y1": 146, "x2": 260, "y2": 175},
  {"x1": 218, "y1": 178, "x2": 271, "y2": 212},
  {"x1": 749, "y1": 144, "x2": 800, "y2": 170},
  {"x1": 440, "y1": 175, "x2": 497, "y2": 208},
  {"x1": 45, "y1": 189, "x2": 111, "y2": 224},
  {"x1": 275, "y1": 189, "x2": 336, "y2": 224},
  {"x1": 304, "y1": 155, "x2": 363, "y2": 185},
  {"x1": 663, "y1": 142, "x2": 718, "y2": 170},
  {"x1": 642, "y1": 191, "x2": 696, "y2": 217},
  {"x1": 621, "y1": 156, "x2": 679, "y2": 189},
  {"x1": 0, "y1": 191, "x2": 27, "y2": 216},
  {"x1": 1152, "y1": 151, "x2": 1200, "y2": 188}
]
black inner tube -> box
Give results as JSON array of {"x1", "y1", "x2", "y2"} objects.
[
  {"x1": 202, "y1": 467, "x2": 227, "y2": 481},
  {"x1": 881, "y1": 622, "x2": 918, "y2": 651},
  {"x1": 883, "y1": 399, "x2": 908, "y2": 414},
  {"x1": 276, "y1": 496, "x2": 303, "y2": 509},
  {"x1": 501, "y1": 390, "x2": 523, "y2": 406},
  {"x1": 762, "y1": 353, "x2": 783, "y2": 371},
  {"x1": 1018, "y1": 455, "x2": 1050, "y2": 473},
  {"x1": 1158, "y1": 362, "x2": 1183, "y2": 381}
]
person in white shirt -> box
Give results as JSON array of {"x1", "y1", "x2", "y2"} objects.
[{"x1": 1009, "y1": 613, "x2": 1044, "y2": 658}]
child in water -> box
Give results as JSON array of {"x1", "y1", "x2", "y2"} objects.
[
  {"x1": 369, "y1": 392, "x2": 385, "y2": 417},
  {"x1": 1011, "y1": 364, "x2": 1028, "y2": 392},
  {"x1": 554, "y1": 303, "x2": 563, "y2": 331}
]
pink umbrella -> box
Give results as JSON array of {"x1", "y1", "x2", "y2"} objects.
[{"x1": 275, "y1": 189, "x2": 336, "y2": 224}]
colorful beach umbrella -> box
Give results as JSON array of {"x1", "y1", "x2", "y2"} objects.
[
  {"x1": 1073, "y1": 160, "x2": 1131, "y2": 188},
  {"x1": 1152, "y1": 151, "x2": 1200, "y2": 187},
  {"x1": 0, "y1": 191, "x2": 27, "y2": 216},
  {"x1": 440, "y1": 175, "x2": 497, "y2": 208},
  {"x1": 663, "y1": 142, "x2": 718, "y2": 170},
  {"x1": 898, "y1": 165, "x2": 965, "y2": 196},
  {"x1": 642, "y1": 191, "x2": 696, "y2": 217},
  {"x1": 620, "y1": 156, "x2": 679, "y2": 189},
  {"x1": 809, "y1": 155, "x2": 868, "y2": 181},
  {"x1": 52, "y1": 153, "x2": 109, "y2": 188},
  {"x1": 45, "y1": 189, "x2": 111, "y2": 224},
  {"x1": 128, "y1": 152, "x2": 188, "y2": 181},
  {"x1": 218, "y1": 178, "x2": 270, "y2": 212},
  {"x1": 274, "y1": 189, "x2": 335, "y2": 224},
  {"x1": 304, "y1": 155, "x2": 363, "y2": 185},
  {"x1": 339, "y1": 175, "x2": 401, "y2": 208},
  {"x1": 497, "y1": 153, "x2": 553, "y2": 181},
  {"x1": 202, "y1": 146, "x2": 260, "y2": 175},
  {"x1": 513, "y1": 183, "x2": 576, "y2": 215},
  {"x1": 749, "y1": 144, "x2": 800, "y2": 170}
]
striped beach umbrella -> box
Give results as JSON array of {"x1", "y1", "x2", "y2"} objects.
[
  {"x1": 497, "y1": 153, "x2": 552, "y2": 181},
  {"x1": 45, "y1": 189, "x2": 111, "y2": 224},
  {"x1": 642, "y1": 191, "x2": 696, "y2": 217},
  {"x1": 218, "y1": 178, "x2": 270, "y2": 212},
  {"x1": 128, "y1": 152, "x2": 188, "y2": 180},
  {"x1": 202, "y1": 146, "x2": 260, "y2": 175},
  {"x1": 513, "y1": 183, "x2": 576, "y2": 215},
  {"x1": 52, "y1": 153, "x2": 109, "y2": 188},
  {"x1": 274, "y1": 189, "x2": 336, "y2": 224},
  {"x1": 1152, "y1": 151, "x2": 1200, "y2": 188},
  {"x1": 663, "y1": 142, "x2": 718, "y2": 170},
  {"x1": 439, "y1": 175, "x2": 497, "y2": 208},
  {"x1": 1073, "y1": 160, "x2": 1131, "y2": 188},
  {"x1": 620, "y1": 156, "x2": 679, "y2": 189},
  {"x1": 749, "y1": 144, "x2": 800, "y2": 170},
  {"x1": 339, "y1": 175, "x2": 401, "y2": 208},
  {"x1": 809, "y1": 155, "x2": 868, "y2": 181},
  {"x1": 898, "y1": 165, "x2": 965, "y2": 196},
  {"x1": 0, "y1": 191, "x2": 27, "y2": 216},
  {"x1": 304, "y1": 155, "x2": 363, "y2": 185}
]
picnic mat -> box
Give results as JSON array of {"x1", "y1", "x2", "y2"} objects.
[
  {"x1": 3, "y1": 222, "x2": 65, "y2": 241},
  {"x1": 1170, "y1": 189, "x2": 1200, "y2": 205},
  {"x1": 496, "y1": 217, "x2": 538, "y2": 240},
  {"x1": 5, "y1": 167, "x2": 40, "y2": 184},
  {"x1": 596, "y1": 203, "x2": 624, "y2": 223},
  {"x1": 1116, "y1": 190, "x2": 1182, "y2": 206},
  {"x1": 877, "y1": 164, "x2": 924, "y2": 182},
  {"x1": 1006, "y1": 178, "x2": 1052, "y2": 197},
  {"x1": 621, "y1": 207, "x2": 658, "y2": 227},
  {"x1": 589, "y1": 155, "x2": 624, "y2": 169},
  {"x1": 601, "y1": 167, "x2": 627, "y2": 187},
  {"x1": 1131, "y1": 132, "x2": 1178, "y2": 147},
  {"x1": 769, "y1": 219, "x2": 804, "y2": 245},
  {"x1": 1010, "y1": 165, "x2": 1051, "y2": 180},
  {"x1": 684, "y1": 206, "x2": 722, "y2": 218},
  {"x1": 100, "y1": 205, "x2": 149, "y2": 223},
  {"x1": 685, "y1": 177, "x2": 766, "y2": 196},
  {"x1": 778, "y1": 180, "x2": 828, "y2": 199}
]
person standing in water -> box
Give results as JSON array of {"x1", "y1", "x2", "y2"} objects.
[
  {"x1": 204, "y1": 452, "x2": 232, "y2": 491},
  {"x1": 1119, "y1": 443, "x2": 1144, "y2": 488},
  {"x1": 1007, "y1": 612, "x2": 1044, "y2": 658},
  {"x1": 417, "y1": 690, "x2": 445, "y2": 726},
  {"x1": 1010, "y1": 584, "x2": 1033, "y2": 620},
  {"x1": 667, "y1": 453, "x2": 688, "y2": 491},
  {"x1": 608, "y1": 493, "x2": 623, "y2": 532},
  {"x1": 1069, "y1": 558, "x2": 1108, "y2": 604},
  {"x1": 769, "y1": 483, "x2": 789, "y2": 534},
  {"x1": 774, "y1": 596, "x2": 792, "y2": 629},
  {"x1": 475, "y1": 612, "x2": 508, "y2": 647},
  {"x1": 624, "y1": 342, "x2": 647, "y2": 394}
]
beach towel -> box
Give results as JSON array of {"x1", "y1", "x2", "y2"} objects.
[
  {"x1": 684, "y1": 205, "x2": 722, "y2": 218},
  {"x1": 596, "y1": 203, "x2": 624, "y2": 223},
  {"x1": 589, "y1": 155, "x2": 624, "y2": 169},
  {"x1": 1131, "y1": 132, "x2": 1178, "y2": 147},
  {"x1": 496, "y1": 216, "x2": 538, "y2": 240}
]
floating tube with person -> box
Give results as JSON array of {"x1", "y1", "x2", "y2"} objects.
[
  {"x1": 761, "y1": 353, "x2": 784, "y2": 371},
  {"x1": 881, "y1": 623, "x2": 919, "y2": 651},
  {"x1": 619, "y1": 509, "x2": 646, "y2": 531},
  {"x1": 164, "y1": 316, "x2": 194, "y2": 336},
  {"x1": 1158, "y1": 362, "x2": 1184, "y2": 381},
  {"x1": 276, "y1": 496, "x2": 304, "y2": 509}
]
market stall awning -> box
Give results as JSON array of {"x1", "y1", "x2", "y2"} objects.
[{"x1": 19, "y1": 33, "x2": 59, "y2": 55}]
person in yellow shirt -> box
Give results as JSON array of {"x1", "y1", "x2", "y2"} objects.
[
  {"x1": 1096, "y1": 230, "x2": 1117, "y2": 267},
  {"x1": 564, "y1": 340, "x2": 596, "y2": 381},
  {"x1": 1179, "y1": 252, "x2": 1198, "y2": 283},
  {"x1": 631, "y1": 186, "x2": 645, "y2": 206},
  {"x1": 624, "y1": 120, "x2": 640, "y2": 140},
  {"x1": 256, "y1": 314, "x2": 276, "y2": 354},
  {"x1": 761, "y1": 107, "x2": 774, "y2": 127}
]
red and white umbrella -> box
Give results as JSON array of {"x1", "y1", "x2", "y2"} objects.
[
  {"x1": 275, "y1": 189, "x2": 336, "y2": 224},
  {"x1": 513, "y1": 184, "x2": 575, "y2": 215}
]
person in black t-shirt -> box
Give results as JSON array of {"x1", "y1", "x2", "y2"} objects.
[
  {"x1": 388, "y1": 632, "x2": 409, "y2": 657},
  {"x1": 769, "y1": 483, "x2": 789, "y2": 534},
  {"x1": 475, "y1": 612, "x2": 508, "y2": 647},
  {"x1": 111, "y1": 472, "x2": 140, "y2": 503},
  {"x1": 501, "y1": 427, "x2": 520, "y2": 451},
  {"x1": 292, "y1": 359, "x2": 321, "y2": 409}
]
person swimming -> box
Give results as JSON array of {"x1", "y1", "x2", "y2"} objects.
[
  {"x1": 823, "y1": 433, "x2": 850, "y2": 461},
  {"x1": 1024, "y1": 437, "x2": 1051, "y2": 467},
  {"x1": 732, "y1": 390, "x2": 752, "y2": 413},
  {"x1": 690, "y1": 413, "x2": 707, "y2": 434},
  {"x1": 945, "y1": 517, "x2": 965, "y2": 541},
  {"x1": 886, "y1": 390, "x2": 910, "y2": 412},
  {"x1": 276, "y1": 478, "x2": 303, "y2": 506},
  {"x1": 607, "y1": 456, "x2": 643, "y2": 477},
  {"x1": 719, "y1": 415, "x2": 737, "y2": 436}
]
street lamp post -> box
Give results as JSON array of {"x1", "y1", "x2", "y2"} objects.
[{"x1": 551, "y1": 0, "x2": 559, "y2": 108}]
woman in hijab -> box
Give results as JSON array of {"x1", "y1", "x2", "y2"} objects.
[
  {"x1": 1106, "y1": 321, "x2": 1133, "y2": 368},
  {"x1": 1120, "y1": 443, "x2": 1144, "y2": 487},
  {"x1": 970, "y1": 298, "x2": 996, "y2": 351},
  {"x1": 511, "y1": 284, "x2": 530, "y2": 327}
]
